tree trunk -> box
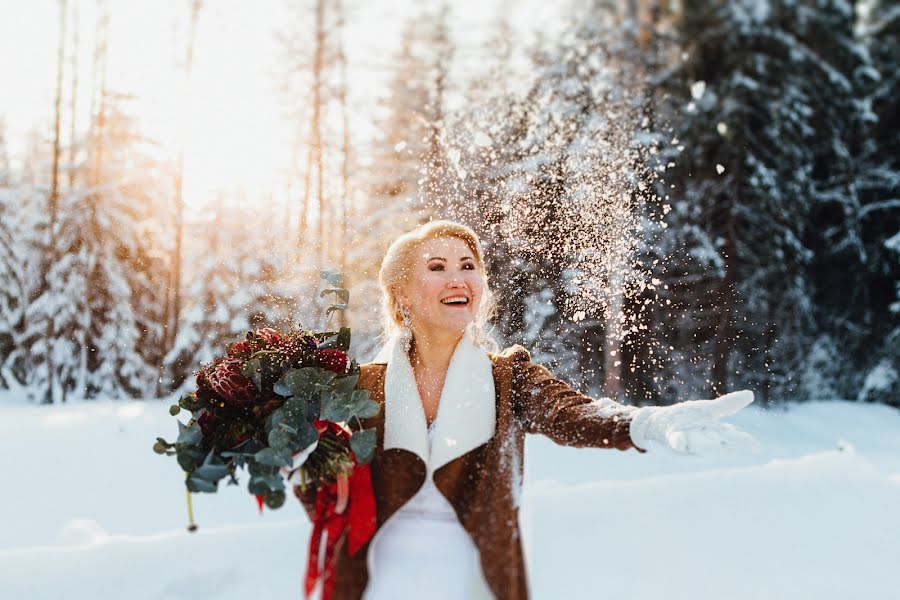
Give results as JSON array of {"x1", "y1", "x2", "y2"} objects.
[
  {"x1": 43, "y1": 0, "x2": 67, "y2": 403},
  {"x1": 336, "y1": 0, "x2": 350, "y2": 329},
  {"x1": 67, "y1": 0, "x2": 79, "y2": 189},
  {"x1": 161, "y1": 0, "x2": 201, "y2": 394}
]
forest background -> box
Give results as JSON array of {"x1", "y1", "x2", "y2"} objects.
[{"x1": 1, "y1": 0, "x2": 897, "y2": 408}]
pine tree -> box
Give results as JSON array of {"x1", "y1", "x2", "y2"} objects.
[
  {"x1": 654, "y1": 0, "x2": 884, "y2": 401},
  {"x1": 23, "y1": 99, "x2": 167, "y2": 400},
  {"x1": 856, "y1": 0, "x2": 900, "y2": 404}
]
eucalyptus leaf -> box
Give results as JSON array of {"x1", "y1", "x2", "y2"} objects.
[
  {"x1": 278, "y1": 397, "x2": 308, "y2": 427},
  {"x1": 325, "y1": 305, "x2": 349, "y2": 319},
  {"x1": 336, "y1": 327, "x2": 351, "y2": 351},
  {"x1": 254, "y1": 447, "x2": 292, "y2": 467},
  {"x1": 169, "y1": 404, "x2": 181, "y2": 416},
  {"x1": 264, "y1": 490, "x2": 286, "y2": 509},
  {"x1": 193, "y1": 464, "x2": 230, "y2": 481},
  {"x1": 176, "y1": 421, "x2": 202, "y2": 445},
  {"x1": 249, "y1": 473, "x2": 285, "y2": 494},
  {"x1": 273, "y1": 367, "x2": 336, "y2": 398},
  {"x1": 268, "y1": 428, "x2": 293, "y2": 450},
  {"x1": 179, "y1": 393, "x2": 202, "y2": 411},
  {"x1": 176, "y1": 446, "x2": 204, "y2": 472},
  {"x1": 297, "y1": 421, "x2": 320, "y2": 449},
  {"x1": 320, "y1": 288, "x2": 350, "y2": 304},
  {"x1": 187, "y1": 476, "x2": 217, "y2": 493},
  {"x1": 350, "y1": 428, "x2": 377, "y2": 464},
  {"x1": 242, "y1": 357, "x2": 263, "y2": 392},
  {"x1": 317, "y1": 334, "x2": 339, "y2": 349},
  {"x1": 322, "y1": 387, "x2": 379, "y2": 422},
  {"x1": 329, "y1": 373, "x2": 360, "y2": 396},
  {"x1": 354, "y1": 397, "x2": 381, "y2": 420},
  {"x1": 319, "y1": 268, "x2": 342, "y2": 287}
]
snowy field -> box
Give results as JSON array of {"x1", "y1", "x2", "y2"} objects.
[{"x1": 1, "y1": 396, "x2": 898, "y2": 600}]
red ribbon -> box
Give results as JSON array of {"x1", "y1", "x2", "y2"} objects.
[{"x1": 303, "y1": 421, "x2": 377, "y2": 600}]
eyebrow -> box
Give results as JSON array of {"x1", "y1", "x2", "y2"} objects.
[{"x1": 426, "y1": 256, "x2": 475, "y2": 262}]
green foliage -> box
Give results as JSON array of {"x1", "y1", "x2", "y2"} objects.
[
  {"x1": 273, "y1": 367, "x2": 336, "y2": 398},
  {"x1": 350, "y1": 428, "x2": 377, "y2": 464},
  {"x1": 154, "y1": 295, "x2": 382, "y2": 510}
]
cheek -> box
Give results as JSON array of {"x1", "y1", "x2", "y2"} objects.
[
  {"x1": 417, "y1": 273, "x2": 446, "y2": 299},
  {"x1": 466, "y1": 274, "x2": 486, "y2": 300}
]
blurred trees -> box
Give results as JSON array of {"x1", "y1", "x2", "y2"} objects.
[{"x1": 0, "y1": 0, "x2": 897, "y2": 406}]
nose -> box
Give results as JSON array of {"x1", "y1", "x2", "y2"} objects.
[{"x1": 445, "y1": 275, "x2": 465, "y2": 288}]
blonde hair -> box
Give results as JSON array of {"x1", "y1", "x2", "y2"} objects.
[{"x1": 378, "y1": 220, "x2": 499, "y2": 352}]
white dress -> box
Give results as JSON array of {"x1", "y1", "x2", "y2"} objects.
[{"x1": 362, "y1": 419, "x2": 493, "y2": 600}]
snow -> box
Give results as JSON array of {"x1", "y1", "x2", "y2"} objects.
[{"x1": 1, "y1": 399, "x2": 899, "y2": 599}]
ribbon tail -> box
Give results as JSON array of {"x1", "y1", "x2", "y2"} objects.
[
  {"x1": 320, "y1": 511, "x2": 349, "y2": 600},
  {"x1": 304, "y1": 487, "x2": 329, "y2": 598},
  {"x1": 347, "y1": 463, "x2": 377, "y2": 556}
]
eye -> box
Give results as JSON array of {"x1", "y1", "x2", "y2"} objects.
[
  {"x1": 462, "y1": 263, "x2": 475, "y2": 270},
  {"x1": 429, "y1": 264, "x2": 444, "y2": 271}
]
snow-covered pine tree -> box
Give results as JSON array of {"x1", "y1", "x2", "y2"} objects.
[
  {"x1": 23, "y1": 98, "x2": 166, "y2": 400},
  {"x1": 656, "y1": 0, "x2": 870, "y2": 402},
  {"x1": 162, "y1": 199, "x2": 296, "y2": 395},
  {"x1": 789, "y1": 0, "x2": 881, "y2": 400},
  {"x1": 856, "y1": 0, "x2": 900, "y2": 405},
  {"x1": 0, "y1": 131, "x2": 47, "y2": 392}
]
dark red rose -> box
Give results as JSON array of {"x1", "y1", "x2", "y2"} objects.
[
  {"x1": 206, "y1": 357, "x2": 255, "y2": 402},
  {"x1": 198, "y1": 410, "x2": 216, "y2": 437},
  {"x1": 228, "y1": 340, "x2": 251, "y2": 359},
  {"x1": 317, "y1": 349, "x2": 349, "y2": 374},
  {"x1": 255, "y1": 327, "x2": 282, "y2": 345}
]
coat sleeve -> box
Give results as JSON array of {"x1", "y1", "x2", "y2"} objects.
[{"x1": 505, "y1": 345, "x2": 647, "y2": 453}]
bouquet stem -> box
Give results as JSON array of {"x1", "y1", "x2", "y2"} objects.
[{"x1": 186, "y1": 489, "x2": 198, "y2": 532}]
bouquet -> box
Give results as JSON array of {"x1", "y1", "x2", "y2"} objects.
[{"x1": 154, "y1": 270, "x2": 379, "y2": 599}]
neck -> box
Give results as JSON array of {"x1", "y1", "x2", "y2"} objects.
[{"x1": 408, "y1": 326, "x2": 466, "y2": 373}]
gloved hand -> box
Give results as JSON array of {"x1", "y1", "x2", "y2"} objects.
[{"x1": 628, "y1": 389, "x2": 756, "y2": 454}]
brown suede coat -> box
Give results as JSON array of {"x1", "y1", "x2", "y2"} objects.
[{"x1": 295, "y1": 344, "x2": 644, "y2": 599}]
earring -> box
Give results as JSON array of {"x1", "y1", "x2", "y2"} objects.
[{"x1": 399, "y1": 306, "x2": 413, "y2": 353}]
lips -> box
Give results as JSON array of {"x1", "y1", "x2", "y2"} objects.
[{"x1": 440, "y1": 295, "x2": 470, "y2": 306}]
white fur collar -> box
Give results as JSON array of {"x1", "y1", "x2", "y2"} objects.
[{"x1": 378, "y1": 325, "x2": 496, "y2": 475}]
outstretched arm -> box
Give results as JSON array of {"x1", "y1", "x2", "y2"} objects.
[
  {"x1": 507, "y1": 345, "x2": 645, "y2": 452},
  {"x1": 506, "y1": 345, "x2": 756, "y2": 455}
]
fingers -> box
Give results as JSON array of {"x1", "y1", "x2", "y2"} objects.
[
  {"x1": 665, "y1": 389, "x2": 753, "y2": 428},
  {"x1": 704, "y1": 389, "x2": 755, "y2": 420}
]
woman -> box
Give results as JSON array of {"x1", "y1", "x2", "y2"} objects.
[{"x1": 297, "y1": 220, "x2": 754, "y2": 600}]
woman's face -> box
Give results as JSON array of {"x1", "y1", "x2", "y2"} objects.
[{"x1": 396, "y1": 236, "x2": 485, "y2": 339}]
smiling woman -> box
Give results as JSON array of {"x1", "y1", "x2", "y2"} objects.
[{"x1": 292, "y1": 219, "x2": 756, "y2": 600}]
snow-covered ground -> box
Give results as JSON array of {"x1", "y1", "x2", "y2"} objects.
[{"x1": 1, "y1": 397, "x2": 898, "y2": 599}]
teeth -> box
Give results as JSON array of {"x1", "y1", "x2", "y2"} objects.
[{"x1": 441, "y1": 297, "x2": 469, "y2": 304}]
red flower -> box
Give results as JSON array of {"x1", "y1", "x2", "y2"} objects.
[
  {"x1": 318, "y1": 349, "x2": 349, "y2": 374},
  {"x1": 228, "y1": 340, "x2": 251, "y2": 359},
  {"x1": 198, "y1": 410, "x2": 216, "y2": 437},
  {"x1": 255, "y1": 327, "x2": 282, "y2": 345},
  {"x1": 206, "y1": 357, "x2": 255, "y2": 402}
]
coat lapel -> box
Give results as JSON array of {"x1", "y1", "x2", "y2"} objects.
[{"x1": 380, "y1": 325, "x2": 497, "y2": 475}]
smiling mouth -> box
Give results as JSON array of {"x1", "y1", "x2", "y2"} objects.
[{"x1": 440, "y1": 297, "x2": 470, "y2": 306}]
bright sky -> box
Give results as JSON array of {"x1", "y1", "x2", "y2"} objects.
[{"x1": 0, "y1": 0, "x2": 565, "y2": 210}]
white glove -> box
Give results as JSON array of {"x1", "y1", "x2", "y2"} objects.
[{"x1": 629, "y1": 390, "x2": 756, "y2": 454}]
